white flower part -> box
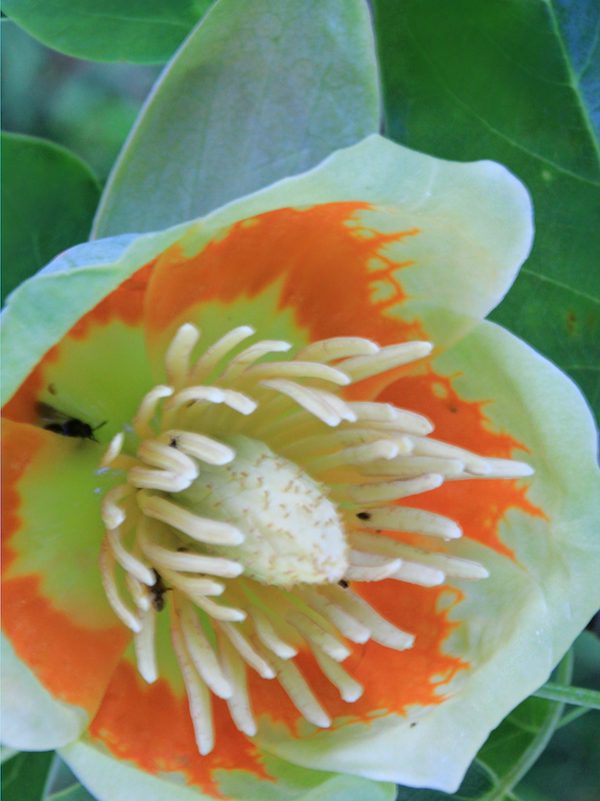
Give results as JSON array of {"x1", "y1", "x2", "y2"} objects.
[{"x1": 97, "y1": 322, "x2": 533, "y2": 755}]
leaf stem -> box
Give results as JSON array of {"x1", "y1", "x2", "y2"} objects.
[{"x1": 533, "y1": 682, "x2": 600, "y2": 709}]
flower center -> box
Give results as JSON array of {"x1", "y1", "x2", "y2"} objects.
[
  {"x1": 98, "y1": 323, "x2": 533, "y2": 754},
  {"x1": 177, "y1": 434, "x2": 348, "y2": 586}
]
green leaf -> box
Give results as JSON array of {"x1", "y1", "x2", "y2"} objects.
[
  {"x1": 1, "y1": 751, "x2": 54, "y2": 801},
  {"x1": 395, "y1": 651, "x2": 573, "y2": 800},
  {"x1": 533, "y1": 682, "x2": 600, "y2": 708},
  {"x1": 92, "y1": 0, "x2": 380, "y2": 237},
  {"x1": 1, "y1": 132, "x2": 100, "y2": 303},
  {"x1": 373, "y1": 0, "x2": 600, "y2": 416},
  {"x1": 2, "y1": 1, "x2": 212, "y2": 64}
]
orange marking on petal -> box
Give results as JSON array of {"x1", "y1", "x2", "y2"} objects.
[
  {"x1": 2, "y1": 576, "x2": 128, "y2": 712},
  {"x1": 2, "y1": 263, "x2": 154, "y2": 424},
  {"x1": 1, "y1": 422, "x2": 44, "y2": 569},
  {"x1": 248, "y1": 584, "x2": 462, "y2": 730},
  {"x1": 2, "y1": 422, "x2": 128, "y2": 711},
  {"x1": 69, "y1": 263, "x2": 153, "y2": 341},
  {"x1": 89, "y1": 661, "x2": 270, "y2": 796},
  {"x1": 348, "y1": 584, "x2": 464, "y2": 716},
  {"x1": 379, "y1": 369, "x2": 545, "y2": 558},
  {"x1": 146, "y1": 204, "x2": 423, "y2": 344}
]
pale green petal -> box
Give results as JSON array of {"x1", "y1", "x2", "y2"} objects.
[
  {"x1": 1, "y1": 635, "x2": 87, "y2": 750},
  {"x1": 253, "y1": 321, "x2": 599, "y2": 791},
  {"x1": 60, "y1": 738, "x2": 396, "y2": 801}
]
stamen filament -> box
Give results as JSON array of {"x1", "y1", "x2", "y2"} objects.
[
  {"x1": 127, "y1": 466, "x2": 192, "y2": 493},
  {"x1": 299, "y1": 588, "x2": 371, "y2": 644},
  {"x1": 160, "y1": 430, "x2": 235, "y2": 466},
  {"x1": 99, "y1": 540, "x2": 142, "y2": 632},
  {"x1": 218, "y1": 631, "x2": 257, "y2": 736},
  {"x1": 345, "y1": 550, "x2": 403, "y2": 582},
  {"x1": 296, "y1": 336, "x2": 379, "y2": 362},
  {"x1": 321, "y1": 585, "x2": 414, "y2": 651},
  {"x1": 339, "y1": 341, "x2": 433, "y2": 381},
  {"x1": 348, "y1": 401, "x2": 433, "y2": 435},
  {"x1": 221, "y1": 340, "x2": 292, "y2": 382},
  {"x1": 133, "y1": 385, "x2": 173, "y2": 438},
  {"x1": 107, "y1": 525, "x2": 155, "y2": 586},
  {"x1": 351, "y1": 506, "x2": 462, "y2": 540},
  {"x1": 134, "y1": 607, "x2": 158, "y2": 683},
  {"x1": 219, "y1": 622, "x2": 276, "y2": 679},
  {"x1": 137, "y1": 492, "x2": 244, "y2": 545},
  {"x1": 341, "y1": 473, "x2": 444, "y2": 503},
  {"x1": 138, "y1": 440, "x2": 198, "y2": 480},
  {"x1": 139, "y1": 533, "x2": 243, "y2": 578},
  {"x1": 101, "y1": 484, "x2": 134, "y2": 530},
  {"x1": 190, "y1": 325, "x2": 255, "y2": 382},
  {"x1": 249, "y1": 607, "x2": 298, "y2": 658},
  {"x1": 286, "y1": 610, "x2": 351, "y2": 662},
  {"x1": 165, "y1": 323, "x2": 201, "y2": 388},
  {"x1": 242, "y1": 361, "x2": 351, "y2": 386},
  {"x1": 179, "y1": 600, "x2": 233, "y2": 699},
  {"x1": 312, "y1": 648, "x2": 364, "y2": 702},
  {"x1": 270, "y1": 655, "x2": 331, "y2": 728},
  {"x1": 171, "y1": 604, "x2": 214, "y2": 755}
]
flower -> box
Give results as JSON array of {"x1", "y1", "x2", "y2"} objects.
[{"x1": 2, "y1": 135, "x2": 598, "y2": 801}]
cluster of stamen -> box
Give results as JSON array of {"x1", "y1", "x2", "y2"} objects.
[{"x1": 98, "y1": 323, "x2": 533, "y2": 754}]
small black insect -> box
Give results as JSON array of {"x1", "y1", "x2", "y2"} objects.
[
  {"x1": 356, "y1": 511, "x2": 371, "y2": 521},
  {"x1": 37, "y1": 403, "x2": 106, "y2": 441},
  {"x1": 150, "y1": 569, "x2": 169, "y2": 612},
  {"x1": 338, "y1": 579, "x2": 349, "y2": 589}
]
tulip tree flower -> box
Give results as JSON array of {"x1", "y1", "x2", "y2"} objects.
[{"x1": 2, "y1": 136, "x2": 598, "y2": 801}]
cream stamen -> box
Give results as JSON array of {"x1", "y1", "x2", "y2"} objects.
[
  {"x1": 179, "y1": 600, "x2": 233, "y2": 699},
  {"x1": 133, "y1": 385, "x2": 173, "y2": 438},
  {"x1": 270, "y1": 655, "x2": 331, "y2": 728},
  {"x1": 286, "y1": 610, "x2": 351, "y2": 662},
  {"x1": 242, "y1": 361, "x2": 351, "y2": 386},
  {"x1": 138, "y1": 439, "x2": 199, "y2": 481},
  {"x1": 134, "y1": 607, "x2": 158, "y2": 683},
  {"x1": 250, "y1": 607, "x2": 298, "y2": 659},
  {"x1": 296, "y1": 336, "x2": 379, "y2": 362},
  {"x1": 107, "y1": 525, "x2": 155, "y2": 586},
  {"x1": 218, "y1": 622, "x2": 276, "y2": 679},
  {"x1": 137, "y1": 492, "x2": 245, "y2": 545},
  {"x1": 99, "y1": 541, "x2": 142, "y2": 632},
  {"x1": 345, "y1": 550, "x2": 403, "y2": 582},
  {"x1": 190, "y1": 325, "x2": 255, "y2": 382},
  {"x1": 339, "y1": 341, "x2": 433, "y2": 381},
  {"x1": 160, "y1": 429, "x2": 235, "y2": 465},
  {"x1": 348, "y1": 401, "x2": 433, "y2": 435},
  {"x1": 299, "y1": 588, "x2": 371, "y2": 644},
  {"x1": 221, "y1": 340, "x2": 292, "y2": 382},
  {"x1": 313, "y1": 648, "x2": 364, "y2": 702},
  {"x1": 171, "y1": 604, "x2": 214, "y2": 755},
  {"x1": 351, "y1": 506, "x2": 462, "y2": 540},
  {"x1": 342, "y1": 473, "x2": 444, "y2": 503},
  {"x1": 218, "y1": 631, "x2": 258, "y2": 736},
  {"x1": 101, "y1": 484, "x2": 133, "y2": 530},
  {"x1": 165, "y1": 323, "x2": 201, "y2": 388}
]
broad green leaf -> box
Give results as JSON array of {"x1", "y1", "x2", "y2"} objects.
[
  {"x1": 1, "y1": 751, "x2": 54, "y2": 801},
  {"x1": 92, "y1": 0, "x2": 380, "y2": 237},
  {"x1": 373, "y1": 0, "x2": 600, "y2": 415},
  {"x1": 2, "y1": 1, "x2": 212, "y2": 64},
  {"x1": 1, "y1": 133, "x2": 100, "y2": 303},
  {"x1": 394, "y1": 652, "x2": 573, "y2": 800}
]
